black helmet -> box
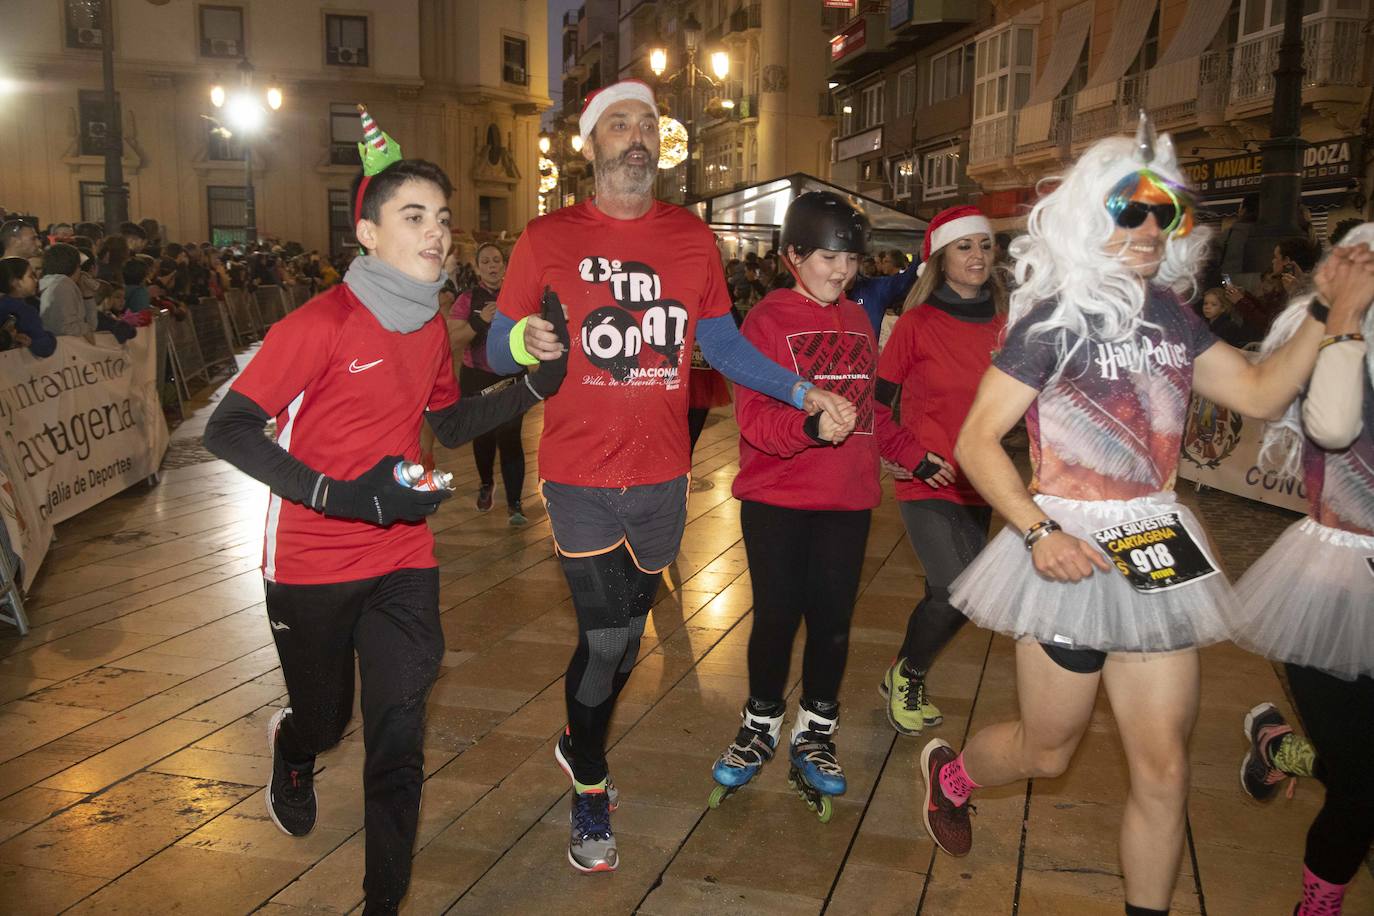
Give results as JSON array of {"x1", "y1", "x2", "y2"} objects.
[{"x1": 780, "y1": 191, "x2": 871, "y2": 254}]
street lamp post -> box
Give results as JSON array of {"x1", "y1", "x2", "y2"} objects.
[
  {"x1": 649, "y1": 16, "x2": 729, "y2": 203},
  {"x1": 99, "y1": 0, "x2": 129, "y2": 234},
  {"x1": 1244, "y1": 0, "x2": 1308, "y2": 270},
  {"x1": 210, "y1": 60, "x2": 282, "y2": 246}
]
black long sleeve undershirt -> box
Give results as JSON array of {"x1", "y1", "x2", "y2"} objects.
[
  {"x1": 424, "y1": 378, "x2": 541, "y2": 447},
  {"x1": 203, "y1": 382, "x2": 542, "y2": 507},
  {"x1": 203, "y1": 389, "x2": 324, "y2": 506}
]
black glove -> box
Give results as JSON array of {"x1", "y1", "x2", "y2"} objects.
[
  {"x1": 912, "y1": 451, "x2": 948, "y2": 482},
  {"x1": 320, "y1": 454, "x2": 449, "y2": 526},
  {"x1": 525, "y1": 286, "x2": 570, "y2": 400},
  {"x1": 467, "y1": 309, "x2": 491, "y2": 345}
]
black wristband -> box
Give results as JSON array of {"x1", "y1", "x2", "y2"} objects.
[
  {"x1": 1309, "y1": 298, "x2": 1330, "y2": 324},
  {"x1": 1023, "y1": 519, "x2": 1062, "y2": 550},
  {"x1": 803, "y1": 411, "x2": 827, "y2": 444}
]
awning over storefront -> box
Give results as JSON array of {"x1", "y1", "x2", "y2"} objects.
[
  {"x1": 690, "y1": 173, "x2": 928, "y2": 257},
  {"x1": 1025, "y1": 2, "x2": 1093, "y2": 108},
  {"x1": 1081, "y1": 0, "x2": 1157, "y2": 96},
  {"x1": 1144, "y1": 0, "x2": 1232, "y2": 110}
]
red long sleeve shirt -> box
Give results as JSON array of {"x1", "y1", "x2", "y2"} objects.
[
  {"x1": 877, "y1": 302, "x2": 1005, "y2": 505},
  {"x1": 731, "y1": 288, "x2": 922, "y2": 511}
]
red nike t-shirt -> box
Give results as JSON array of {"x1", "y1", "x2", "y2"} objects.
[
  {"x1": 230, "y1": 283, "x2": 459, "y2": 584},
  {"x1": 497, "y1": 199, "x2": 732, "y2": 487}
]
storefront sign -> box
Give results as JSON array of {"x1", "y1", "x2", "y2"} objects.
[
  {"x1": 830, "y1": 18, "x2": 866, "y2": 60},
  {"x1": 825, "y1": 0, "x2": 857, "y2": 9},
  {"x1": 1182, "y1": 136, "x2": 1362, "y2": 196}
]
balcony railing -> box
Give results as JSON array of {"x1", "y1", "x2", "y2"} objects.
[
  {"x1": 969, "y1": 112, "x2": 1016, "y2": 168},
  {"x1": 1230, "y1": 15, "x2": 1366, "y2": 106},
  {"x1": 1071, "y1": 72, "x2": 1148, "y2": 144},
  {"x1": 728, "y1": 4, "x2": 763, "y2": 34}
]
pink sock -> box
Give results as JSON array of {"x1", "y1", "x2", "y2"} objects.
[
  {"x1": 939, "y1": 752, "x2": 981, "y2": 806},
  {"x1": 1298, "y1": 865, "x2": 1347, "y2": 916}
]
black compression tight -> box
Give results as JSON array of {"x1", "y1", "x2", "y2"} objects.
[
  {"x1": 1286, "y1": 663, "x2": 1374, "y2": 885},
  {"x1": 897, "y1": 500, "x2": 991, "y2": 674},
  {"x1": 740, "y1": 500, "x2": 870, "y2": 705},
  {"x1": 560, "y1": 544, "x2": 660, "y2": 785}
]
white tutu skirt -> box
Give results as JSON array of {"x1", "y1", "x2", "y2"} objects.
[
  {"x1": 950, "y1": 493, "x2": 1236, "y2": 654},
  {"x1": 1230, "y1": 518, "x2": 1374, "y2": 681}
]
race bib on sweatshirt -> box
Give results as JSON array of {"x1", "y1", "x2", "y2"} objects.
[{"x1": 1091, "y1": 512, "x2": 1218, "y2": 593}]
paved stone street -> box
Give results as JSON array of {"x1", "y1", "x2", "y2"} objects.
[{"x1": 0, "y1": 370, "x2": 1369, "y2": 915}]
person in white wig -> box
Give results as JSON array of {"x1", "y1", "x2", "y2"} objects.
[
  {"x1": 916, "y1": 115, "x2": 1374, "y2": 916},
  {"x1": 1230, "y1": 222, "x2": 1374, "y2": 916}
]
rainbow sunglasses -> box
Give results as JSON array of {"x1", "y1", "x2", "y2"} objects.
[{"x1": 1105, "y1": 168, "x2": 1196, "y2": 238}]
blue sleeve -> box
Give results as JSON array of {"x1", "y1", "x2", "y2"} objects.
[
  {"x1": 23, "y1": 306, "x2": 56, "y2": 358},
  {"x1": 485, "y1": 311, "x2": 521, "y2": 375},
  {"x1": 851, "y1": 268, "x2": 920, "y2": 336},
  {"x1": 696, "y1": 314, "x2": 807, "y2": 408}
]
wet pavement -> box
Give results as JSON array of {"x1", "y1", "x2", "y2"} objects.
[{"x1": 0, "y1": 372, "x2": 1369, "y2": 915}]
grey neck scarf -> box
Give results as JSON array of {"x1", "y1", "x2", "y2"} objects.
[{"x1": 344, "y1": 255, "x2": 446, "y2": 333}]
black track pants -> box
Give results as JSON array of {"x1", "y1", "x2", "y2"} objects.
[{"x1": 265, "y1": 567, "x2": 443, "y2": 912}]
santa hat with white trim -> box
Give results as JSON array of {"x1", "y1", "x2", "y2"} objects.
[
  {"x1": 579, "y1": 80, "x2": 658, "y2": 142},
  {"x1": 917, "y1": 205, "x2": 993, "y2": 276}
]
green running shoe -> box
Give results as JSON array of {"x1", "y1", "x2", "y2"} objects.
[{"x1": 880, "y1": 659, "x2": 943, "y2": 736}]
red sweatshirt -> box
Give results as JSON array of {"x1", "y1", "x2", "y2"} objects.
[
  {"x1": 877, "y1": 300, "x2": 1005, "y2": 505},
  {"x1": 732, "y1": 288, "x2": 923, "y2": 511}
]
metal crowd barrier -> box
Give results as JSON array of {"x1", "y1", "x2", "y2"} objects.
[
  {"x1": 193, "y1": 298, "x2": 239, "y2": 375},
  {"x1": 166, "y1": 313, "x2": 210, "y2": 400},
  {"x1": 254, "y1": 285, "x2": 289, "y2": 325},
  {"x1": 289, "y1": 283, "x2": 312, "y2": 310},
  {"x1": 224, "y1": 288, "x2": 263, "y2": 346}
]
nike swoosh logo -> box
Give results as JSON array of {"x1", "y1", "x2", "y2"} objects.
[
  {"x1": 271, "y1": 620, "x2": 290, "y2": 631},
  {"x1": 349, "y1": 358, "x2": 384, "y2": 373}
]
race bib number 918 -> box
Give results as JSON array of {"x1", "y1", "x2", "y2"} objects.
[{"x1": 1091, "y1": 512, "x2": 1218, "y2": 593}]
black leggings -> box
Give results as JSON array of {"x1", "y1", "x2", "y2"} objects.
[
  {"x1": 460, "y1": 365, "x2": 525, "y2": 507},
  {"x1": 1286, "y1": 663, "x2": 1374, "y2": 885},
  {"x1": 687, "y1": 407, "x2": 709, "y2": 454},
  {"x1": 897, "y1": 500, "x2": 991, "y2": 673},
  {"x1": 560, "y1": 544, "x2": 660, "y2": 784},
  {"x1": 740, "y1": 500, "x2": 871, "y2": 705}
]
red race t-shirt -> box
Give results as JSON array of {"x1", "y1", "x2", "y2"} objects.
[
  {"x1": 230, "y1": 283, "x2": 459, "y2": 585},
  {"x1": 498, "y1": 199, "x2": 732, "y2": 487}
]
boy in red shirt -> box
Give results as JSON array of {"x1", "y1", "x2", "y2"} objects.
[{"x1": 204, "y1": 123, "x2": 568, "y2": 911}]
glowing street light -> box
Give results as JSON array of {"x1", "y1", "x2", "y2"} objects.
[
  {"x1": 710, "y1": 51, "x2": 730, "y2": 82},
  {"x1": 210, "y1": 84, "x2": 226, "y2": 108},
  {"x1": 570, "y1": 134, "x2": 584, "y2": 153},
  {"x1": 649, "y1": 47, "x2": 668, "y2": 78},
  {"x1": 266, "y1": 86, "x2": 283, "y2": 111},
  {"x1": 538, "y1": 133, "x2": 552, "y2": 155}
]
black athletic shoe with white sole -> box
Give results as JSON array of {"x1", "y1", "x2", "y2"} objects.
[{"x1": 266, "y1": 707, "x2": 318, "y2": 837}]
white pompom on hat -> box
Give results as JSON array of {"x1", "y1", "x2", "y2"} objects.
[
  {"x1": 579, "y1": 80, "x2": 658, "y2": 142},
  {"x1": 916, "y1": 205, "x2": 993, "y2": 277}
]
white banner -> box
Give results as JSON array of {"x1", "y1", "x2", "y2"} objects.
[
  {"x1": 1178, "y1": 394, "x2": 1307, "y2": 515},
  {"x1": 0, "y1": 332, "x2": 168, "y2": 588}
]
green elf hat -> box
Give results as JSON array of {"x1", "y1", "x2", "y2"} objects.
[{"x1": 353, "y1": 103, "x2": 404, "y2": 223}]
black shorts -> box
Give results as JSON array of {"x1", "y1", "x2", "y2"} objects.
[
  {"x1": 540, "y1": 476, "x2": 689, "y2": 573},
  {"x1": 1040, "y1": 640, "x2": 1108, "y2": 674}
]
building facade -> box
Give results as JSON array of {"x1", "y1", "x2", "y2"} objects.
[
  {"x1": 0, "y1": 0, "x2": 551, "y2": 254},
  {"x1": 962, "y1": 0, "x2": 1372, "y2": 239}
]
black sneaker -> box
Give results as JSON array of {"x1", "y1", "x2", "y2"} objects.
[
  {"x1": 266, "y1": 708, "x2": 317, "y2": 836},
  {"x1": 476, "y1": 484, "x2": 494, "y2": 512},
  {"x1": 1241, "y1": 702, "x2": 1295, "y2": 802}
]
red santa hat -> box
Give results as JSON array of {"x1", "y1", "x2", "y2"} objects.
[
  {"x1": 579, "y1": 80, "x2": 657, "y2": 141},
  {"x1": 917, "y1": 205, "x2": 993, "y2": 276}
]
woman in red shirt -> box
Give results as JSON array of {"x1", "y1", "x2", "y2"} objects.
[
  {"x1": 875, "y1": 206, "x2": 1007, "y2": 737},
  {"x1": 709, "y1": 192, "x2": 925, "y2": 820}
]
